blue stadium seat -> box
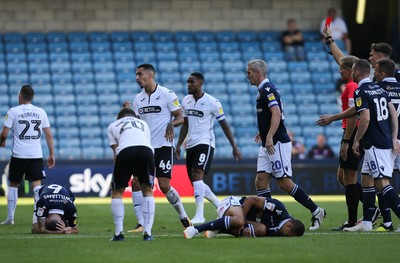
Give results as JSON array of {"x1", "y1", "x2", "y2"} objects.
[
  {"x1": 50, "y1": 61, "x2": 71, "y2": 75},
  {"x1": 178, "y1": 52, "x2": 198, "y2": 62},
  {"x1": 58, "y1": 137, "x2": 80, "y2": 148},
  {"x1": 306, "y1": 51, "x2": 327, "y2": 61},
  {"x1": 159, "y1": 72, "x2": 182, "y2": 84},
  {"x1": 198, "y1": 42, "x2": 218, "y2": 52},
  {"x1": 99, "y1": 104, "x2": 120, "y2": 116},
  {"x1": 7, "y1": 62, "x2": 28, "y2": 74},
  {"x1": 56, "y1": 115, "x2": 78, "y2": 128},
  {"x1": 258, "y1": 31, "x2": 280, "y2": 42},
  {"x1": 92, "y1": 52, "x2": 113, "y2": 62},
  {"x1": 112, "y1": 42, "x2": 133, "y2": 53},
  {"x1": 89, "y1": 31, "x2": 109, "y2": 42},
  {"x1": 199, "y1": 51, "x2": 220, "y2": 62},
  {"x1": 80, "y1": 127, "x2": 102, "y2": 139},
  {"x1": 81, "y1": 137, "x2": 103, "y2": 148},
  {"x1": 49, "y1": 52, "x2": 70, "y2": 63},
  {"x1": 114, "y1": 52, "x2": 134, "y2": 63},
  {"x1": 90, "y1": 42, "x2": 111, "y2": 53},
  {"x1": 131, "y1": 31, "x2": 151, "y2": 42},
  {"x1": 100, "y1": 115, "x2": 117, "y2": 127},
  {"x1": 95, "y1": 72, "x2": 116, "y2": 84},
  {"x1": 312, "y1": 72, "x2": 332, "y2": 84},
  {"x1": 47, "y1": 32, "x2": 67, "y2": 43},
  {"x1": 52, "y1": 83, "x2": 74, "y2": 94},
  {"x1": 152, "y1": 31, "x2": 173, "y2": 42},
  {"x1": 240, "y1": 42, "x2": 261, "y2": 52},
  {"x1": 303, "y1": 31, "x2": 321, "y2": 42},
  {"x1": 174, "y1": 31, "x2": 194, "y2": 42},
  {"x1": 294, "y1": 93, "x2": 316, "y2": 103},
  {"x1": 116, "y1": 72, "x2": 136, "y2": 84},
  {"x1": 82, "y1": 147, "x2": 105, "y2": 160},
  {"x1": 237, "y1": 31, "x2": 257, "y2": 42},
  {"x1": 260, "y1": 42, "x2": 281, "y2": 52},
  {"x1": 222, "y1": 61, "x2": 244, "y2": 73},
  {"x1": 204, "y1": 72, "x2": 224, "y2": 83},
  {"x1": 194, "y1": 31, "x2": 215, "y2": 42},
  {"x1": 25, "y1": 32, "x2": 46, "y2": 43},
  {"x1": 70, "y1": 42, "x2": 89, "y2": 53},
  {"x1": 267, "y1": 60, "x2": 287, "y2": 73},
  {"x1": 277, "y1": 83, "x2": 292, "y2": 94},
  {"x1": 157, "y1": 51, "x2": 177, "y2": 61},
  {"x1": 304, "y1": 42, "x2": 324, "y2": 52},
  {"x1": 58, "y1": 147, "x2": 82, "y2": 160},
  {"x1": 55, "y1": 104, "x2": 77, "y2": 116},
  {"x1": 71, "y1": 62, "x2": 92, "y2": 73},
  {"x1": 32, "y1": 94, "x2": 54, "y2": 106},
  {"x1": 110, "y1": 31, "x2": 130, "y2": 43},
  {"x1": 78, "y1": 115, "x2": 100, "y2": 128},
  {"x1": 269, "y1": 72, "x2": 289, "y2": 84},
  {"x1": 28, "y1": 53, "x2": 48, "y2": 63},
  {"x1": 75, "y1": 93, "x2": 97, "y2": 105},
  {"x1": 176, "y1": 42, "x2": 197, "y2": 53},
  {"x1": 133, "y1": 42, "x2": 154, "y2": 52},
  {"x1": 6, "y1": 43, "x2": 25, "y2": 54},
  {"x1": 93, "y1": 61, "x2": 114, "y2": 73},
  {"x1": 0, "y1": 73, "x2": 7, "y2": 84},
  {"x1": 96, "y1": 83, "x2": 117, "y2": 94},
  {"x1": 30, "y1": 73, "x2": 51, "y2": 85},
  {"x1": 58, "y1": 127, "x2": 79, "y2": 139},
  {"x1": 97, "y1": 93, "x2": 120, "y2": 105},
  {"x1": 114, "y1": 61, "x2": 135, "y2": 74},
  {"x1": 51, "y1": 72, "x2": 73, "y2": 85},
  {"x1": 216, "y1": 31, "x2": 236, "y2": 42},
  {"x1": 319, "y1": 103, "x2": 340, "y2": 115},
  {"x1": 287, "y1": 61, "x2": 308, "y2": 72},
  {"x1": 180, "y1": 60, "x2": 201, "y2": 73},
  {"x1": 70, "y1": 52, "x2": 91, "y2": 63},
  {"x1": 263, "y1": 51, "x2": 285, "y2": 61},
  {"x1": 73, "y1": 72, "x2": 94, "y2": 84},
  {"x1": 158, "y1": 60, "x2": 179, "y2": 73},
  {"x1": 298, "y1": 114, "x2": 317, "y2": 126},
  {"x1": 303, "y1": 126, "x2": 324, "y2": 138},
  {"x1": 6, "y1": 53, "x2": 27, "y2": 63},
  {"x1": 68, "y1": 32, "x2": 88, "y2": 43},
  {"x1": 8, "y1": 73, "x2": 29, "y2": 85},
  {"x1": 218, "y1": 42, "x2": 239, "y2": 52},
  {"x1": 229, "y1": 93, "x2": 252, "y2": 104},
  {"x1": 4, "y1": 32, "x2": 24, "y2": 43},
  {"x1": 225, "y1": 72, "x2": 246, "y2": 83},
  {"x1": 135, "y1": 51, "x2": 156, "y2": 64},
  {"x1": 293, "y1": 83, "x2": 314, "y2": 94},
  {"x1": 308, "y1": 60, "x2": 330, "y2": 73},
  {"x1": 298, "y1": 104, "x2": 319, "y2": 114},
  {"x1": 29, "y1": 62, "x2": 49, "y2": 74},
  {"x1": 220, "y1": 51, "x2": 241, "y2": 62},
  {"x1": 241, "y1": 51, "x2": 262, "y2": 61},
  {"x1": 201, "y1": 61, "x2": 222, "y2": 73},
  {"x1": 48, "y1": 42, "x2": 69, "y2": 53},
  {"x1": 314, "y1": 83, "x2": 334, "y2": 93},
  {"x1": 27, "y1": 43, "x2": 47, "y2": 54}
]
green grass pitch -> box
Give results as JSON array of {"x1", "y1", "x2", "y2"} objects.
[{"x1": 0, "y1": 196, "x2": 399, "y2": 263}]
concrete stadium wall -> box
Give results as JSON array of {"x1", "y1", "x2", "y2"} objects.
[{"x1": 0, "y1": 0, "x2": 342, "y2": 32}]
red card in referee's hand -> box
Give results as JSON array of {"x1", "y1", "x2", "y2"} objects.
[{"x1": 324, "y1": 17, "x2": 332, "y2": 27}]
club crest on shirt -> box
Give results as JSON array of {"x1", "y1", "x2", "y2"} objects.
[
  {"x1": 267, "y1": 93, "x2": 275, "y2": 101},
  {"x1": 356, "y1": 97, "x2": 362, "y2": 107}
]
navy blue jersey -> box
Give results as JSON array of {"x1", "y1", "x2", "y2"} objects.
[
  {"x1": 379, "y1": 79, "x2": 400, "y2": 139},
  {"x1": 256, "y1": 81, "x2": 290, "y2": 147},
  {"x1": 354, "y1": 81, "x2": 392, "y2": 149},
  {"x1": 36, "y1": 184, "x2": 78, "y2": 227},
  {"x1": 395, "y1": 69, "x2": 400, "y2": 82},
  {"x1": 241, "y1": 197, "x2": 292, "y2": 236}
]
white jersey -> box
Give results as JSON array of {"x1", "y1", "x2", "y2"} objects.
[
  {"x1": 181, "y1": 92, "x2": 225, "y2": 148},
  {"x1": 107, "y1": 116, "x2": 153, "y2": 156},
  {"x1": 132, "y1": 84, "x2": 181, "y2": 149},
  {"x1": 3, "y1": 104, "x2": 50, "y2": 159}
]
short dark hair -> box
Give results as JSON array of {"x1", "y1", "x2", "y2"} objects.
[
  {"x1": 353, "y1": 59, "x2": 371, "y2": 75},
  {"x1": 117, "y1": 107, "x2": 137, "y2": 119},
  {"x1": 20, "y1": 84, "x2": 34, "y2": 101},
  {"x1": 45, "y1": 216, "x2": 60, "y2": 231},
  {"x1": 137, "y1": 63, "x2": 156, "y2": 74},
  {"x1": 190, "y1": 72, "x2": 204, "y2": 81},
  {"x1": 291, "y1": 219, "x2": 305, "y2": 236},
  {"x1": 370, "y1": 43, "x2": 392, "y2": 57},
  {"x1": 376, "y1": 58, "x2": 396, "y2": 77}
]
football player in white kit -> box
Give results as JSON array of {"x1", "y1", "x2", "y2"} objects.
[
  {"x1": 123, "y1": 64, "x2": 191, "y2": 231},
  {"x1": 1, "y1": 85, "x2": 55, "y2": 225},
  {"x1": 107, "y1": 108, "x2": 155, "y2": 241},
  {"x1": 175, "y1": 72, "x2": 242, "y2": 224}
]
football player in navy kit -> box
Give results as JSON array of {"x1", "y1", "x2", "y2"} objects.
[
  {"x1": 1, "y1": 85, "x2": 55, "y2": 226},
  {"x1": 32, "y1": 184, "x2": 78, "y2": 234},
  {"x1": 123, "y1": 63, "x2": 191, "y2": 232},
  {"x1": 246, "y1": 59, "x2": 326, "y2": 231},
  {"x1": 175, "y1": 72, "x2": 242, "y2": 224},
  {"x1": 107, "y1": 108, "x2": 155, "y2": 241},
  {"x1": 183, "y1": 195, "x2": 304, "y2": 239},
  {"x1": 343, "y1": 59, "x2": 400, "y2": 232}
]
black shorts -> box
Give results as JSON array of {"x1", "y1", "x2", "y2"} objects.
[
  {"x1": 112, "y1": 146, "x2": 154, "y2": 190},
  {"x1": 154, "y1": 146, "x2": 174, "y2": 179},
  {"x1": 8, "y1": 157, "x2": 45, "y2": 184},
  {"x1": 186, "y1": 144, "x2": 214, "y2": 179},
  {"x1": 339, "y1": 128, "x2": 364, "y2": 170}
]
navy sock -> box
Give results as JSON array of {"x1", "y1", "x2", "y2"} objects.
[
  {"x1": 290, "y1": 184, "x2": 318, "y2": 213},
  {"x1": 382, "y1": 185, "x2": 400, "y2": 218},
  {"x1": 345, "y1": 184, "x2": 360, "y2": 225},
  {"x1": 257, "y1": 188, "x2": 271, "y2": 198},
  {"x1": 377, "y1": 191, "x2": 392, "y2": 223},
  {"x1": 357, "y1": 182, "x2": 363, "y2": 202},
  {"x1": 196, "y1": 217, "x2": 230, "y2": 233},
  {"x1": 362, "y1": 187, "x2": 376, "y2": 221}
]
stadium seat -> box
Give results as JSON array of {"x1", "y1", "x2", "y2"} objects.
[
  {"x1": 96, "y1": 83, "x2": 117, "y2": 94},
  {"x1": 58, "y1": 127, "x2": 79, "y2": 139},
  {"x1": 97, "y1": 93, "x2": 120, "y2": 105},
  {"x1": 308, "y1": 60, "x2": 330, "y2": 73},
  {"x1": 27, "y1": 43, "x2": 47, "y2": 54},
  {"x1": 216, "y1": 31, "x2": 237, "y2": 42},
  {"x1": 287, "y1": 61, "x2": 308, "y2": 72},
  {"x1": 81, "y1": 137, "x2": 103, "y2": 148},
  {"x1": 220, "y1": 51, "x2": 241, "y2": 62},
  {"x1": 131, "y1": 31, "x2": 151, "y2": 42},
  {"x1": 198, "y1": 42, "x2": 218, "y2": 52},
  {"x1": 201, "y1": 61, "x2": 222, "y2": 73},
  {"x1": 174, "y1": 31, "x2": 194, "y2": 42},
  {"x1": 47, "y1": 32, "x2": 67, "y2": 43},
  {"x1": 152, "y1": 31, "x2": 173, "y2": 43},
  {"x1": 133, "y1": 42, "x2": 154, "y2": 52},
  {"x1": 91, "y1": 42, "x2": 111, "y2": 53},
  {"x1": 304, "y1": 42, "x2": 324, "y2": 52},
  {"x1": 158, "y1": 60, "x2": 179, "y2": 73},
  {"x1": 110, "y1": 31, "x2": 130, "y2": 43},
  {"x1": 75, "y1": 93, "x2": 97, "y2": 105},
  {"x1": 199, "y1": 51, "x2": 220, "y2": 62},
  {"x1": 112, "y1": 42, "x2": 132, "y2": 53},
  {"x1": 260, "y1": 42, "x2": 281, "y2": 52},
  {"x1": 56, "y1": 115, "x2": 78, "y2": 128},
  {"x1": 68, "y1": 31, "x2": 88, "y2": 43},
  {"x1": 52, "y1": 83, "x2": 74, "y2": 94},
  {"x1": 28, "y1": 53, "x2": 48, "y2": 64},
  {"x1": 194, "y1": 31, "x2": 215, "y2": 42},
  {"x1": 294, "y1": 93, "x2": 316, "y2": 103},
  {"x1": 258, "y1": 31, "x2": 280, "y2": 42},
  {"x1": 55, "y1": 104, "x2": 77, "y2": 116},
  {"x1": 51, "y1": 72, "x2": 73, "y2": 85},
  {"x1": 6, "y1": 43, "x2": 25, "y2": 54},
  {"x1": 180, "y1": 61, "x2": 201, "y2": 73},
  {"x1": 312, "y1": 72, "x2": 332, "y2": 84},
  {"x1": 82, "y1": 147, "x2": 105, "y2": 160},
  {"x1": 89, "y1": 31, "x2": 109, "y2": 42},
  {"x1": 58, "y1": 147, "x2": 82, "y2": 160},
  {"x1": 80, "y1": 127, "x2": 102, "y2": 139},
  {"x1": 267, "y1": 60, "x2": 287, "y2": 73},
  {"x1": 222, "y1": 61, "x2": 244, "y2": 73},
  {"x1": 4, "y1": 32, "x2": 24, "y2": 43},
  {"x1": 263, "y1": 51, "x2": 285, "y2": 61},
  {"x1": 293, "y1": 83, "x2": 314, "y2": 94},
  {"x1": 237, "y1": 31, "x2": 258, "y2": 42},
  {"x1": 28, "y1": 62, "x2": 49, "y2": 74},
  {"x1": 297, "y1": 104, "x2": 319, "y2": 114},
  {"x1": 218, "y1": 42, "x2": 239, "y2": 53},
  {"x1": 157, "y1": 51, "x2": 177, "y2": 61},
  {"x1": 70, "y1": 42, "x2": 90, "y2": 53},
  {"x1": 25, "y1": 32, "x2": 46, "y2": 43}
]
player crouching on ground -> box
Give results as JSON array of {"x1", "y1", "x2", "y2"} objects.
[{"x1": 183, "y1": 196, "x2": 304, "y2": 238}]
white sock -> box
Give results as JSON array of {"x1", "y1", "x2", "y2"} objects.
[
  {"x1": 204, "y1": 183, "x2": 220, "y2": 207},
  {"x1": 32, "y1": 185, "x2": 41, "y2": 224},
  {"x1": 142, "y1": 196, "x2": 155, "y2": 236},
  {"x1": 7, "y1": 187, "x2": 18, "y2": 221},
  {"x1": 166, "y1": 187, "x2": 188, "y2": 219},
  {"x1": 132, "y1": 190, "x2": 144, "y2": 226},
  {"x1": 193, "y1": 180, "x2": 205, "y2": 219},
  {"x1": 111, "y1": 198, "x2": 124, "y2": 236}
]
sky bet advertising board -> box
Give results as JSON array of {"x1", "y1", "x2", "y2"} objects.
[{"x1": 3, "y1": 160, "x2": 399, "y2": 197}]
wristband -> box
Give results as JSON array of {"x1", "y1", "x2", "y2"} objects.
[
  {"x1": 325, "y1": 36, "x2": 333, "y2": 41},
  {"x1": 326, "y1": 38, "x2": 334, "y2": 45},
  {"x1": 342, "y1": 139, "x2": 350, "y2": 144}
]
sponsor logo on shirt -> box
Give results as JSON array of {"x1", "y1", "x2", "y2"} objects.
[
  {"x1": 187, "y1": 109, "x2": 204, "y2": 117},
  {"x1": 173, "y1": 99, "x2": 180, "y2": 107},
  {"x1": 267, "y1": 93, "x2": 275, "y2": 101},
  {"x1": 139, "y1": 106, "x2": 162, "y2": 114},
  {"x1": 356, "y1": 97, "x2": 362, "y2": 107},
  {"x1": 218, "y1": 107, "x2": 224, "y2": 114}
]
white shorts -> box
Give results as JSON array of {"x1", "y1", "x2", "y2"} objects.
[
  {"x1": 216, "y1": 196, "x2": 241, "y2": 218},
  {"x1": 256, "y1": 142, "x2": 292, "y2": 179},
  {"x1": 361, "y1": 146, "x2": 395, "y2": 179}
]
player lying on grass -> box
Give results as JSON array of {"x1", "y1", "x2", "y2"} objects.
[
  {"x1": 183, "y1": 196, "x2": 304, "y2": 239},
  {"x1": 31, "y1": 184, "x2": 78, "y2": 234}
]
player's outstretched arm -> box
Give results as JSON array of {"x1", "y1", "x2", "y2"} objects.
[{"x1": 316, "y1": 106, "x2": 357, "y2": 126}]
